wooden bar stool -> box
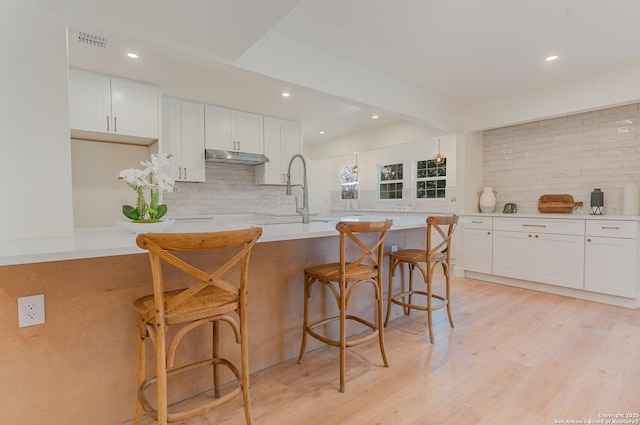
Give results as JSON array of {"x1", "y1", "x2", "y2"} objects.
[
  {"x1": 384, "y1": 215, "x2": 458, "y2": 343},
  {"x1": 297, "y1": 219, "x2": 393, "y2": 392},
  {"x1": 132, "y1": 228, "x2": 262, "y2": 425}
]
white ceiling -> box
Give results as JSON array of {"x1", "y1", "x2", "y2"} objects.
[{"x1": 65, "y1": 0, "x2": 640, "y2": 145}]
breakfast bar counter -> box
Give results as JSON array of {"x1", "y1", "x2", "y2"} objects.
[
  {"x1": 0, "y1": 215, "x2": 429, "y2": 425},
  {"x1": 0, "y1": 215, "x2": 428, "y2": 266}
]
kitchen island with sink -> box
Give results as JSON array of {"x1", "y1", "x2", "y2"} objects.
[{"x1": 0, "y1": 215, "x2": 432, "y2": 425}]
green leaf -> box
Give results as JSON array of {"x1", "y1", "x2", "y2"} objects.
[
  {"x1": 122, "y1": 205, "x2": 140, "y2": 220},
  {"x1": 154, "y1": 204, "x2": 168, "y2": 219}
]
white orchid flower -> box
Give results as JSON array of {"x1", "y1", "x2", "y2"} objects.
[
  {"x1": 119, "y1": 168, "x2": 150, "y2": 188},
  {"x1": 157, "y1": 173, "x2": 176, "y2": 192},
  {"x1": 119, "y1": 153, "x2": 176, "y2": 221}
]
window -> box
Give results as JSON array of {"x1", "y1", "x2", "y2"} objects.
[
  {"x1": 340, "y1": 166, "x2": 359, "y2": 199},
  {"x1": 416, "y1": 158, "x2": 446, "y2": 199},
  {"x1": 379, "y1": 163, "x2": 403, "y2": 199}
]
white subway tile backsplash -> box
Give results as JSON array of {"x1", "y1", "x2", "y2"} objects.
[
  {"x1": 164, "y1": 162, "x2": 299, "y2": 218},
  {"x1": 483, "y1": 103, "x2": 640, "y2": 215}
]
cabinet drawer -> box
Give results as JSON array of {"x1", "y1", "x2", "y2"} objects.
[
  {"x1": 464, "y1": 216, "x2": 492, "y2": 230},
  {"x1": 493, "y1": 217, "x2": 584, "y2": 235},
  {"x1": 585, "y1": 220, "x2": 638, "y2": 239}
]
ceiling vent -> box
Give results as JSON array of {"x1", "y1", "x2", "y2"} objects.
[{"x1": 74, "y1": 31, "x2": 109, "y2": 49}]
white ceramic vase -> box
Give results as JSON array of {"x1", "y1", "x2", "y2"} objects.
[{"x1": 479, "y1": 187, "x2": 497, "y2": 213}]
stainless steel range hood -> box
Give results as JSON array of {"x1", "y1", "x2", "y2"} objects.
[{"x1": 205, "y1": 149, "x2": 269, "y2": 165}]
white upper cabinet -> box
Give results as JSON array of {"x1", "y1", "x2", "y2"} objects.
[
  {"x1": 204, "y1": 105, "x2": 263, "y2": 154},
  {"x1": 69, "y1": 68, "x2": 160, "y2": 144},
  {"x1": 256, "y1": 117, "x2": 302, "y2": 185},
  {"x1": 161, "y1": 97, "x2": 205, "y2": 182}
]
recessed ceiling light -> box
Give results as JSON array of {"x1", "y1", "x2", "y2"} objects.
[
  {"x1": 282, "y1": 92, "x2": 290, "y2": 97},
  {"x1": 545, "y1": 55, "x2": 558, "y2": 62},
  {"x1": 127, "y1": 52, "x2": 139, "y2": 59},
  {"x1": 318, "y1": 130, "x2": 325, "y2": 135},
  {"x1": 372, "y1": 115, "x2": 379, "y2": 119}
]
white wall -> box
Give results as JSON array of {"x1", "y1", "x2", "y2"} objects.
[
  {"x1": 71, "y1": 140, "x2": 153, "y2": 228},
  {"x1": 467, "y1": 66, "x2": 640, "y2": 132},
  {"x1": 0, "y1": 0, "x2": 73, "y2": 239},
  {"x1": 328, "y1": 134, "x2": 457, "y2": 211}
]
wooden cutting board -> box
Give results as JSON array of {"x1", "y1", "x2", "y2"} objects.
[{"x1": 538, "y1": 194, "x2": 583, "y2": 213}]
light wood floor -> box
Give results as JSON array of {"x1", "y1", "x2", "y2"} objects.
[{"x1": 136, "y1": 276, "x2": 640, "y2": 425}]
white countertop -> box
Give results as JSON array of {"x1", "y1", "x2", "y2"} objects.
[
  {"x1": 464, "y1": 212, "x2": 640, "y2": 220},
  {"x1": 0, "y1": 215, "x2": 428, "y2": 266}
]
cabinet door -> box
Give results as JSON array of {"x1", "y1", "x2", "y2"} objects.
[
  {"x1": 234, "y1": 110, "x2": 264, "y2": 154},
  {"x1": 282, "y1": 120, "x2": 302, "y2": 182},
  {"x1": 463, "y1": 228, "x2": 493, "y2": 273},
  {"x1": 257, "y1": 117, "x2": 285, "y2": 184},
  {"x1": 204, "y1": 104, "x2": 234, "y2": 151},
  {"x1": 161, "y1": 97, "x2": 183, "y2": 181},
  {"x1": 534, "y1": 233, "x2": 584, "y2": 289},
  {"x1": 69, "y1": 69, "x2": 111, "y2": 133},
  {"x1": 492, "y1": 231, "x2": 531, "y2": 280},
  {"x1": 585, "y1": 236, "x2": 637, "y2": 298},
  {"x1": 256, "y1": 118, "x2": 302, "y2": 185},
  {"x1": 110, "y1": 77, "x2": 160, "y2": 139},
  {"x1": 180, "y1": 101, "x2": 205, "y2": 182}
]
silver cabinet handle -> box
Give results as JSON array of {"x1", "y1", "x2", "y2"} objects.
[
  {"x1": 184, "y1": 168, "x2": 187, "y2": 180},
  {"x1": 601, "y1": 226, "x2": 620, "y2": 230},
  {"x1": 472, "y1": 220, "x2": 483, "y2": 223},
  {"x1": 106, "y1": 116, "x2": 110, "y2": 132},
  {"x1": 522, "y1": 224, "x2": 546, "y2": 228},
  {"x1": 114, "y1": 116, "x2": 117, "y2": 132}
]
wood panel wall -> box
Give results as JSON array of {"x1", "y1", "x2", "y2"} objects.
[{"x1": 0, "y1": 228, "x2": 423, "y2": 425}]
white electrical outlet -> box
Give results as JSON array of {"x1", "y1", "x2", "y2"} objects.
[
  {"x1": 18, "y1": 294, "x2": 45, "y2": 328},
  {"x1": 391, "y1": 245, "x2": 398, "y2": 252}
]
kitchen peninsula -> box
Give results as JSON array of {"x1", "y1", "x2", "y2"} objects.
[{"x1": 1, "y1": 215, "x2": 429, "y2": 425}]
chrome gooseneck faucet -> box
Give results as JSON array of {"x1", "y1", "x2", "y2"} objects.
[{"x1": 285, "y1": 154, "x2": 310, "y2": 223}]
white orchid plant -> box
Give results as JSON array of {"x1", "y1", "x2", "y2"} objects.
[{"x1": 118, "y1": 153, "x2": 176, "y2": 222}]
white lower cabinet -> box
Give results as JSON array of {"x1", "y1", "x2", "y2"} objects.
[
  {"x1": 584, "y1": 221, "x2": 638, "y2": 298},
  {"x1": 492, "y1": 218, "x2": 584, "y2": 290},
  {"x1": 463, "y1": 217, "x2": 493, "y2": 274},
  {"x1": 465, "y1": 215, "x2": 640, "y2": 304}
]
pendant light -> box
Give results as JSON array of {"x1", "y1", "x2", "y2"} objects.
[
  {"x1": 434, "y1": 139, "x2": 444, "y2": 165},
  {"x1": 353, "y1": 153, "x2": 359, "y2": 173}
]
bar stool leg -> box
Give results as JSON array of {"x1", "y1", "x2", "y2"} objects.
[
  {"x1": 426, "y1": 264, "x2": 434, "y2": 344},
  {"x1": 376, "y1": 280, "x2": 389, "y2": 367},
  {"x1": 133, "y1": 321, "x2": 146, "y2": 425},
  {"x1": 384, "y1": 257, "x2": 395, "y2": 327},
  {"x1": 240, "y1": 308, "x2": 253, "y2": 425},
  {"x1": 297, "y1": 274, "x2": 311, "y2": 364},
  {"x1": 212, "y1": 320, "x2": 221, "y2": 398},
  {"x1": 444, "y1": 263, "x2": 454, "y2": 328},
  {"x1": 339, "y1": 280, "x2": 346, "y2": 393}
]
